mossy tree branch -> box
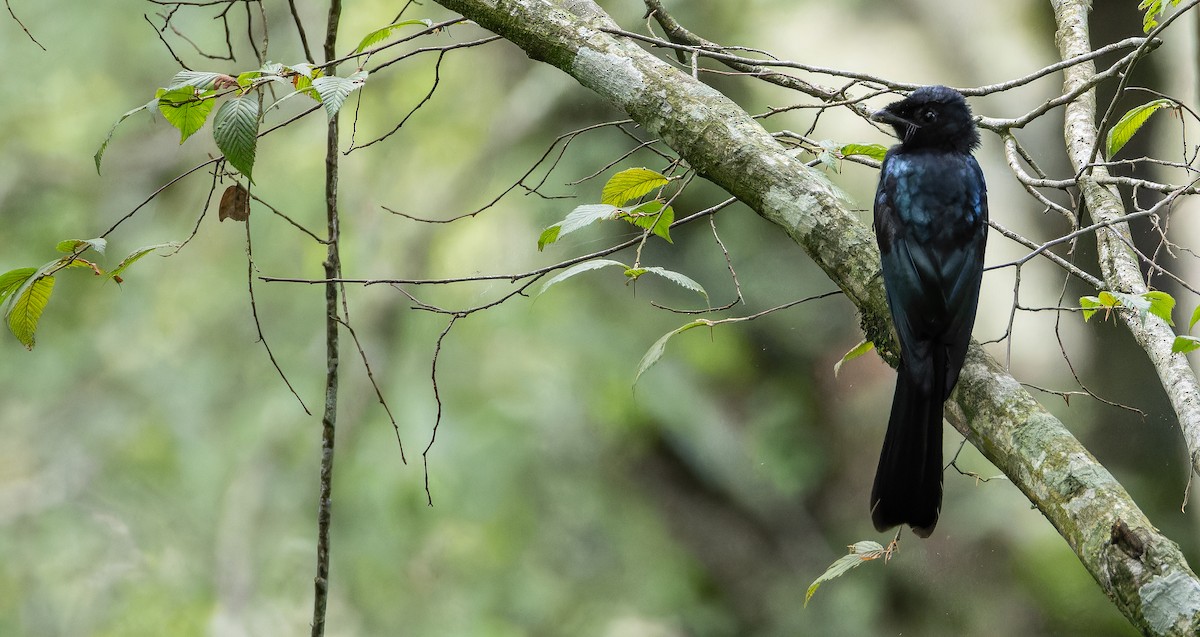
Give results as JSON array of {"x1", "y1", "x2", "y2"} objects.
[
  {"x1": 1051, "y1": 0, "x2": 1200, "y2": 482},
  {"x1": 429, "y1": 0, "x2": 1200, "y2": 633}
]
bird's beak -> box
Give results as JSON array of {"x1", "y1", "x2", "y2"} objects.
[{"x1": 871, "y1": 108, "x2": 916, "y2": 129}]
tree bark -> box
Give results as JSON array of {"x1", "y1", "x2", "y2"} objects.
[
  {"x1": 429, "y1": 0, "x2": 1200, "y2": 633},
  {"x1": 1051, "y1": 0, "x2": 1200, "y2": 482}
]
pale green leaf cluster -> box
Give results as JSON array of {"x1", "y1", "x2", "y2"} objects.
[
  {"x1": 1138, "y1": 0, "x2": 1183, "y2": 32},
  {"x1": 96, "y1": 57, "x2": 375, "y2": 178},
  {"x1": 1078, "y1": 289, "x2": 1200, "y2": 356},
  {"x1": 539, "y1": 168, "x2": 675, "y2": 251},
  {"x1": 2, "y1": 240, "x2": 179, "y2": 349},
  {"x1": 50, "y1": 16, "x2": 445, "y2": 351},
  {"x1": 1080, "y1": 290, "x2": 1173, "y2": 324},
  {"x1": 535, "y1": 167, "x2": 713, "y2": 384}
]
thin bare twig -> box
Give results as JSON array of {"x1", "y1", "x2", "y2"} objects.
[
  {"x1": 5, "y1": 0, "x2": 45, "y2": 51},
  {"x1": 245, "y1": 215, "x2": 312, "y2": 416},
  {"x1": 287, "y1": 0, "x2": 314, "y2": 63},
  {"x1": 348, "y1": 50, "x2": 448, "y2": 153},
  {"x1": 424, "y1": 314, "x2": 459, "y2": 505},
  {"x1": 334, "y1": 316, "x2": 407, "y2": 462}
]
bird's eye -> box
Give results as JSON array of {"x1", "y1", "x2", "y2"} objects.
[{"x1": 920, "y1": 109, "x2": 938, "y2": 124}]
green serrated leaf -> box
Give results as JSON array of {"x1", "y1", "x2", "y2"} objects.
[
  {"x1": 535, "y1": 259, "x2": 626, "y2": 297},
  {"x1": 839, "y1": 143, "x2": 889, "y2": 161},
  {"x1": 1106, "y1": 99, "x2": 1176, "y2": 157},
  {"x1": 816, "y1": 150, "x2": 839, "y2": 172},
  {"x1": 0, "y1": 267, "x2": 35, "y2": 307},
  {"x1": 1139, "y1": 0, "x2": 1162, "y2": 32},
  {"x1": 157, "y1": 86, "x2": 217, "y2": 143},
  {"x1": 236, "y1": 71, "x2": 261, "y2": 87},
  {"x1": 94, "y1": 99, "x2": 156, "y2": 174},
  {"x1": 634, "y1": 320, "x2": 708, "y2": 385},
  {"x1": 1079, "y1": 295, "x2": 1104, "y2": 322},
  {"x1": 805, "y1": 541, "x2": 888, "y2": 607},
  {"x1": 1189, "y1": 305, "x2": 1200, "y2": 332},
  {"x1": 1173, "y1": 335, "x2": 1200, "y2": 354},
  {"x1": 355, "y1": 18, "x2": 434, "y2": 53},
  {"x1": 291, "y1": 63, "x2": 316, "y2": 78},
  {"x1": 311, "y1": 72, "x2": 367, "y2": 120},
  {"x1": 601, "y1": 168, "x2": 669, "y2": 206},
  {"x1": 213, "y1": 95, "x2": 260, "y2": 181},
  {"x1": 1143, "y1": 290, "x2": 1175, "y2": 326},
  {"x1": 166, "y1": 70, "x2": 224, "y2": 90},
  {"x1": 617, "y1": 201, "x2": 673, "y2": 243},
  {"x1": 294, "y1": 73, "x2": 317, "y2": 98},
  {"x1": 55, "y1": 238, "x2": 107, "y2": 255},
  {"x1": 290, "y1": 65, "x2": 325, "y2": 99},
  {"x1": 834, "y1": 339, "x2": 875, "y2": 377},
  {"x1": 541, "y1": 204, "x2": 620, "y2": 248},
  {"x1": 640, "y1": 267, "x2": 708, "y2": 301},
  {"x1": 106, "y1": 243, "x2": 181, "y2": 282},
  {"x1": 1111, "y1": 291, "x2": 1152, "y2": 321},
  {"x1": 7, "y1": 275, "x2": 54, "y2": 349},
  {"x1": 537, "y1": 226, "x2": 561, "y2": 252},
  {"x1": 1141, "y1": 0, "x2": 1161, "y2": 30}
]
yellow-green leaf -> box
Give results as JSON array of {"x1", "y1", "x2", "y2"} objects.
[
  {"x1": 1079, "y1": 295, "x2": 1105, "y2": 322},
  {"x1": 839, "y1": 143, "x2": 888, "y2": 161},
  {"x1": 616, "y1": 201, "x2": 673, "y2": 243},
  {"x1": 355, "y1": 19, "x2": 434, "y2": 54},
  {"x1": 157, "y1": 86, "x2": 217, "y2": 143},
  {"x1": 834, "y1": 339, "x2": 875, "y2": 377},
  {"x1": 1106, "y1": 99, "x2": 1176, "y2": 158},
  {"x1": 0, "y1": 267, "x2": 35, "y2": 306},
  {"x1": 1173, "y1": 335, "x2": 1200, "y2": 354},
  {"x1": 601, "y1": 168, "x2": 669, "y2": 206},
  {"x1": 7, "y1": 275, "x2": 54, "y2": 349},
  {"x1": 1143, "y1": 290, "x2": 1175, "y2": 326}
]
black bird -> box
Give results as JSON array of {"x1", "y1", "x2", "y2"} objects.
[{"x1": 869, "y1": 86, "x2": 987, "y2": 537}]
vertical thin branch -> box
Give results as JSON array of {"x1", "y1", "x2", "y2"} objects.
[
  {"x1": 311, "y1": 0, "x2": 341, "y2": 635},
  {"x1": 5, "y1": 0, "x2": 45, "y2": 51},
  {"x1": 287, "y1": 0, "x2": 315, "y2": 64}
]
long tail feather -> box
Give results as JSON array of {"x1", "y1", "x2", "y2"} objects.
[{"x1": 870, "y1": 357, "x2": 945, "y2": 537}]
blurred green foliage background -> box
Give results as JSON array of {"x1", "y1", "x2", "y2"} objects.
[{"x1": 1, "y1": 0, "x2": 1197, "y2": 635}]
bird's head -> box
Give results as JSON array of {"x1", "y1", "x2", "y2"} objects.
[{"x1": 872, "y1": 85, "x2": 980, "y2": 153}]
